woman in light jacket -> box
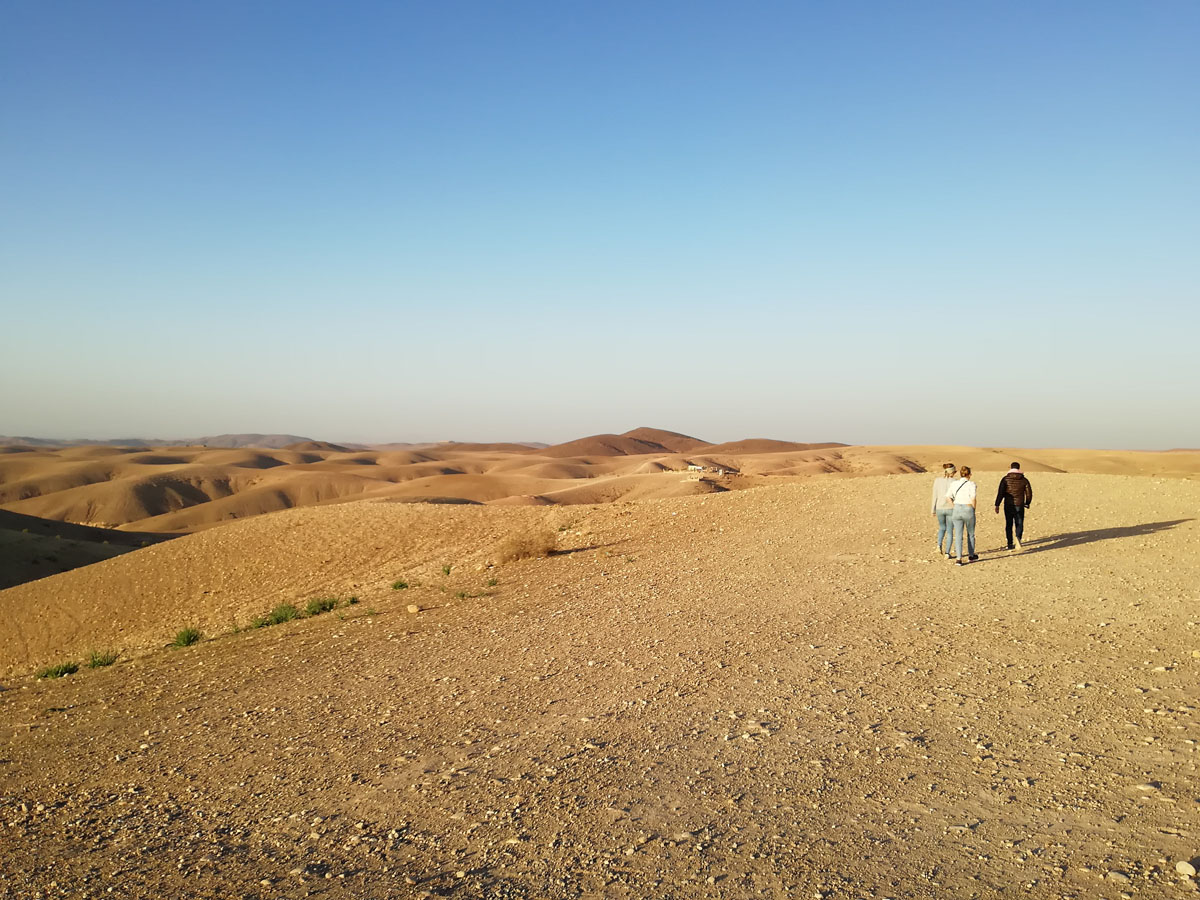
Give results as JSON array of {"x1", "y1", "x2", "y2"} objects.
[
  {"x1": 946, "y1": 465, "x2": 979, "y2": 565},
  {"x1": 931, "y1": 463, "x2": 958, "y2": 558}
]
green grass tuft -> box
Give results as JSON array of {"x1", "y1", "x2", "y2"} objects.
[
  {"x1": 86, "y1": 649, "x2": 119, "y2": 668},
  {"x1": 172, "y1": 627, "x2": 202, "y2": 647},
  {"x1": 441, "y1": 564, "x2": 452, "y2": 576},
  {"x1": 347, "y1": 596, "x2": 359, "y2": 605},
  {"x1": 37, "y1": 660, "x2": 79, "y2": 679},
  {"x1": 266, "y1": 604, "x2": 299, "y2": 625},
  {"x1": 391, "y1": 580, "x2": 408, "y2": 590},
  {"x1": 486, "y1": 577, "x2": 498, "y2": 587},
  {"x1": 305, "y1": 596, "x2": 338, "y2": 616}
]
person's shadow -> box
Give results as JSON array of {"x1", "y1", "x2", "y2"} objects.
[{"x1": 1016, "y1": 519, "x2": 1193, "y2": 555}]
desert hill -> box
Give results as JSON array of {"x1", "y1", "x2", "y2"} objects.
[
  {"x1": 7, "y1": 466, "x2": 1195, "y2": 676},
  {"x1": 537, "y1": 432, "x2": 687, "y2": 458},
  {"x1": 1, "y1": 435, "x2": 1198, "y2": 546},
  {"x1": 2, "y1": 471, "x2": 1197, "y2": 897},
  {"x1": 621, "y1": 426, "x2": 710, "y2": 453},
  {"x1": 699, "y1": 438, "x2": 847, "y2": 454},
  {"x1": 284, "y1": 440, "x2": 351, "y2": 452}
]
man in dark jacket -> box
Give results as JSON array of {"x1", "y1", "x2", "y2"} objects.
[{"x1": 994, "y1": 462, "x2": 1033, "y2": 551}]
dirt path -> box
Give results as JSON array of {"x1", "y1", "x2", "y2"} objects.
[{"x1": 2, "y1": 473, "x2": 1198, "y2": 898}]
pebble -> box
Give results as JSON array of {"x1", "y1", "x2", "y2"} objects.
[
  {"x1": 1179, "y1": 861, "x2": 1198, "y2": 877},
  {"x1": 407, "y1": 605, "x2": 421, "y2": 614},
  {"x1": 1106, "y1": 870, "x2": 1131, "y2": 884}
]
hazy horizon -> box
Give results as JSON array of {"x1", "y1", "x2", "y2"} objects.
[
  {"x1": 3, "y1": 3, "x2": 1197, "y2": 450},
  {"x1": 2, "y1": 425, "x2": 1195, "y2": 454}
]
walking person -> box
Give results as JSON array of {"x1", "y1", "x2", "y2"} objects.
[
  {"x1": 994, "y1": 461, "x2": 1033, "y2": 551},
  {"x1": 931, "y1": 462, "x2": 958, "y2": 557},
  {"x1": 947, "y1": 465, "x2": 978, "y2": 565}
]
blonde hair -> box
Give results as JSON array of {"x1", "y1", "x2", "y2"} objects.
[{"x1": 959, "y1": 465, "x2": 971, "y2": 478}]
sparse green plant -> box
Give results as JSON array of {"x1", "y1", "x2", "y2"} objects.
[
  {"x1": 266, "y1": 604, "x2": 299, "y2": 625},
  {"x1": 37, "y1": 660, "x2": 79, "y2": 679},
  {"x1": 305, "y1": 597, "x2": 338, "y2": 616},
  {"x1": 486, "y1": 577, "x2": 498, "y2": 587},
  {"x1": 366, "y1": 607, "x2": 379, "y2": 616},
  {"x1": 250, "y1": 616, "x2": 269, "y2": 629},
  {"x1": 391, "y1": 580, "x2": 409, "y2": 590},
  {"x1": 347, "y1": 596, "x2": 359, "y2": 605},
  {"x1": 441, "y1": 565, "x2": 452, "y2": 576},
  {"x1": 495, "y1": 527, "x2": 557, "y2": 563},
  {"x1": 455, "y1": 590, "x2": 469, "y2": 599},
  {"x1": 86, "y1": 649, "x2": 119, "y2": 668},
  {"x1": 172, "y1": 627, "x2": 202, "y2": 647}
]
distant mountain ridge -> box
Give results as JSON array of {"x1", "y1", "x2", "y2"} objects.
[
  {"x1": 0, "y1": 434, "x2": 551, "y2": 450},
  {"x1": 0, "y1": 434, "x2": 315, "y2": 450}
]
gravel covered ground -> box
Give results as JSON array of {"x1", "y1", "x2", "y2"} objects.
[{"x1": 2, "y1": 472, "x2": 1198, "y2": 899}]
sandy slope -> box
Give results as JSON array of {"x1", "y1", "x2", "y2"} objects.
[
  {"x1": 1, "y1": 471, "x2": 1198, "y2": 898},
  {"x1": 0, "y1": 510, "x2": 173, "y2": 591}
]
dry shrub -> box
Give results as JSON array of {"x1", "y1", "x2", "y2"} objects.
[{"x1": 496, "y1": 526, "x2": 557, "y2": 563}]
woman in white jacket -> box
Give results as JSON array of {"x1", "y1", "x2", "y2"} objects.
[
  {"x1": 931, "y1": 463, "x2": 958, "y2": 557},
  {"x1": 946, "y1": 465, "x2": 979, "y2": 565}
]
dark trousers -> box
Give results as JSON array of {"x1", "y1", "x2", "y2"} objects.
[{"x1": 1004, "y1": 503, "x2": 1026, "y2": 547}]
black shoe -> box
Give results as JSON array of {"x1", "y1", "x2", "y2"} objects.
[
  {"x1": 1006, "y1": 545, "x2": 1014, "y2": 551},
  {"x1": 968, "y1": 555, "x2": 979, "y2": 561},
  {"x1": 955, "y1": 559, "x2": 966, "y2": 566}
]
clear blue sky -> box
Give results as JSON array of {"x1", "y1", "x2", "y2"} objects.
[{"x1": 2, "y1": 1, "x2": 1197, "y2": 448}]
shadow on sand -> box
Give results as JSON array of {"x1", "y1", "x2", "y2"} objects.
[
  {"x1": 551, "y1": 541, "x2": 624, "y2": 556},
  {"x1": 1014, "y1": 518, "x2": 1193, "y2": 555}
]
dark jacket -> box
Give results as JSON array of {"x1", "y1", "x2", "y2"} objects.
[{"x1": 995, "y1": 472, "x2": 1033, "y2": 509}]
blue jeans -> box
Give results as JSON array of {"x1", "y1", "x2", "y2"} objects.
[
  {"x1": 935, "y1": 508, "x2": 954, "y2": 552},
  {"x1": 951, "y1": 504, "x2": 976, "y2": 559}
]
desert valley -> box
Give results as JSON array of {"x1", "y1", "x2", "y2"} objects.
[{"x1": 2, "y1": 428, "x2": 1198, "y2": 898}]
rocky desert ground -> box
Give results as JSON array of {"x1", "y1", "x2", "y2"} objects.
[{"x1": 2, "y1": 435, "x2": 1199, "y2": 898}]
